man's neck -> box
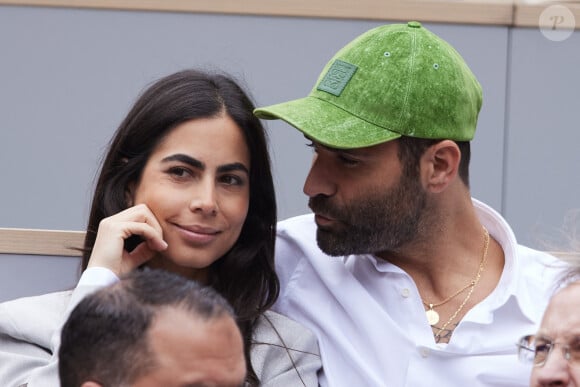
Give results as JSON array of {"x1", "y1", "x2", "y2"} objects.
[{"x1": 376, "y1": 216, "x2": 505, "y2": 344}]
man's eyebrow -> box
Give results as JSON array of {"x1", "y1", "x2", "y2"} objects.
[
  {"x1": 534, "y1": 333, "x2": 554, "y2": 342},
  {"x1": 304, "y1": 135, "x2": 360, "y2": 155},
  {"x1": 161, "y1": 154, "x2": 249, "y2": 175},
  {"x1": 304, "y1": 135, "x2": 337, "y2": 152}
]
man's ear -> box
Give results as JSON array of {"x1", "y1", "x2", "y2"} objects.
[
  {"x1": 81, "y1": 382, "x2": 103, "y2": 387},
  {"x1": 421, "y1": 140, "x2": 461, "y2": 193}
]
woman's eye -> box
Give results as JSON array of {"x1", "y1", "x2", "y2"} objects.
[
  {"x1": 167, "y1": 167, "x2": 191, "y2": 178},
  {"x1": 221, "y1": 175, "x2": 244, "y2": 186}
]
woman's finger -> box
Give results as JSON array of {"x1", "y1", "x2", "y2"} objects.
[{"x1": 87, "y1": 204, "x2": 167, "y2": 276}]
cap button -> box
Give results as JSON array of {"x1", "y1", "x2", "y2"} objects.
[{"x1": 408, "y1": 21, "x2": 422, "y2": 28}]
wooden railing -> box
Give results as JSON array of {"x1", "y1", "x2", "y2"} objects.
[
  {"x1": 0, "y1": 228, "x2": 84, "y2": 257},
  {"x1": 0, "y1": 0, "x2": 578, "y2": 29}
]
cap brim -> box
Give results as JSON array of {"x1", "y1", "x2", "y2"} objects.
[{"x1": 254, "y1": 96, "x2": 401, "y2": 149}]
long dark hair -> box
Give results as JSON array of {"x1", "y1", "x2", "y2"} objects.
[{"x1": 82, "y1": 69, "x2": 279, "y2": 385}]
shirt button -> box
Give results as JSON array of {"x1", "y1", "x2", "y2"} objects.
[
  {"x1": 401, "y1": 288, "x2": 410, "y2": 298},
  {"x1": 419, "y1": 348, "x2": 430, "y2": 358}
]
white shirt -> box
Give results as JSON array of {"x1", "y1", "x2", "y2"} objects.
[{"x1": 273, "y1": 198, "x2": 566, "y2": 387}]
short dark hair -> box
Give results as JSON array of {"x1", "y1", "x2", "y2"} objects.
[
  {"x1": 397, "y1": 136, "x2": 471, "y2": 186},
  {"x1": 58, "y1": 269, "x2": 236, "y2": 387}
]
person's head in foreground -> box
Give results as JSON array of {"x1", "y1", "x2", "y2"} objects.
[
  {"x1": 255, "y1": 21, "x2": 482, "y2": 257},
  {"x1": 58, "y1": 269, "x2": 246, "y2": 387},
  {"x1": 519, "y1": 261, "x2": 580, "y2": 386}
]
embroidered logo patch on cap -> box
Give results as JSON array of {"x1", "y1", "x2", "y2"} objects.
[{"x1": 316, "y1": 59, "x2": 358, "y2": 97}]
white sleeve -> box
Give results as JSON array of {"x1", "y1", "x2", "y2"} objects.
[{"x1": 0, "y1": 268, "x2": 120, "y2": 387}]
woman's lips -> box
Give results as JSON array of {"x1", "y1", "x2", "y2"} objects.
[{"x1": 174, "y1": 224, "x2": 221, "y2": 245}]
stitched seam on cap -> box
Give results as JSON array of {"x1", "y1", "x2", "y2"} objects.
[
  {"x1": 310, "y1": 95, "x2": 394, "y2": 132},
  {"x1": 398, "y1": 30, "x2": 414, "y2": 133}
]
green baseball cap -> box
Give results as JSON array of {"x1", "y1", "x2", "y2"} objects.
[{"x1": 254, "y1": 21, "x2": 483, "y2": 149}]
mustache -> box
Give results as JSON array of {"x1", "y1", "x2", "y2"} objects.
[{"x1": 308, "y1": 196, "x2": 342, "y2": 219}]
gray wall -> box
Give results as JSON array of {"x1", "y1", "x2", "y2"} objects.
[
  {"x1": 0, "y1": 5, "x2": 578, "y2": 302},
  {"x1": 505, "y1": 27, "x2": 580, "y2": 248}
]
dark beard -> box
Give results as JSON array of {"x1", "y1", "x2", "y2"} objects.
[{"x1": 308, "y1": 173, "x2": 427, "y2": 256}]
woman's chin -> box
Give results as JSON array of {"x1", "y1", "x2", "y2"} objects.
[{"x1": 143, "y1": 256, "x2": 210, "y2": 283}]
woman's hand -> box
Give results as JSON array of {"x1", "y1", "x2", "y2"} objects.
[{"x1": 87, "y1": 204, "x2": 168, "y2": 276}]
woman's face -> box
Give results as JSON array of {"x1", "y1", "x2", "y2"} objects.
[{"x1": 132, "y1": 114, "x2": 250, "y2": 281}]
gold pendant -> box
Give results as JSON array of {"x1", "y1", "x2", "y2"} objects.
[{"x1": 425, "y1": 306, "x2": 439, "y2": 326}]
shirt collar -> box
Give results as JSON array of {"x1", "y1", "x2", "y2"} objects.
[
  {"x1": 464, "y1": 198, "x2": 536, "y2": 323},
  {"x1": 360, "y1": 198, "x2": 538, "y2": 323}
]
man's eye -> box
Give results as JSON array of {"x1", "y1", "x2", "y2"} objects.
[
  {"x1": 569, "y1": 338, "x2": 580, "y2": 353},
  {"x1": 338, "y1": 154, "x2": 359, "y2": 166}
]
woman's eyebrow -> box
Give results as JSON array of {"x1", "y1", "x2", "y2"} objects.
[
  {"x1": 218, "y1": 163, "x2": 249, "y2": 175},
  {"x1": 161, "y1": 154, "x2": 249, "y2": 174},
  {"x1": 161, "y1": 154, "x2": 204, "y2": 169}
]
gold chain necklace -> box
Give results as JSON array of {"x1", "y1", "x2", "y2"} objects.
[{"x1": 421, "y1": 227, "x2": 490, "y2": 332}]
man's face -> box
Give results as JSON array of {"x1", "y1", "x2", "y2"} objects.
[
  {"x1": 305, "y1": 139, "x2": 429, "y2": 257},
  {"x1": 530, "y1": 283, "x2": 580, "y2": 387},
  {"x1": 132, "y1": 307, "x2": 246, "y2": 387}
]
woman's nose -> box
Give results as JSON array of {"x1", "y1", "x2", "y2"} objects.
[{"x1": 189, "y1": 179, "x2": 218, "y2": 215}]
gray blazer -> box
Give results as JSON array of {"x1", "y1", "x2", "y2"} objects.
[{"x1": 0, "y1": 287, "x2": 321, "y2": 387}]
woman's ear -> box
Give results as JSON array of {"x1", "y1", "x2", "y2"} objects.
[
  {"x1": 121, "y1": 158, "x2": 135, "y2": 207},
  {"x1": 422, "y1": 140, "x2": 461, "y2": 193},
  {"x1": 125, "y1": 183, "x2": 135, "y2": 207}
]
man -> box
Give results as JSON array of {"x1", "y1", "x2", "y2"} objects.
[
  {"x1": 518, "y1": 266, "x2": 580, "y2": 386},
  {"x1": 58, "y1": 269, "x2": 246, "y2": 387},
  {"x1": 255, "y1": 21, "x2": 565, "y2": 386}
]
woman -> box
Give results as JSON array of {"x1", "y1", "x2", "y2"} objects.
[{"x1": 0, "y1": 69, "x2": 321, "y2": 386}]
